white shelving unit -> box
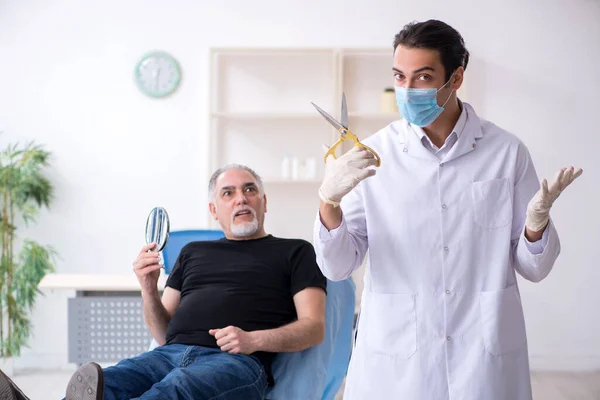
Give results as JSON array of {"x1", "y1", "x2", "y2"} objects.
[
  {"x1": 209, "y1": 47, "x2": 403, "y2": 306},
  {"x1": 208, "y1": 47, "x2": 401, "y2": 238}
]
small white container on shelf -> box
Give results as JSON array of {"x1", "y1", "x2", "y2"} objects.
[
  {"x1": 291, "y1": 156, "x2": 300, "y2": 180},
  {"x1": 281, "y1": 154, "x2": 291, "y2": 180},
  {"x1": 304, "y1": 157, "x2": 317, "y2": 180}
]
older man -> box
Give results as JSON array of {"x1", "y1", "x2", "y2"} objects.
[{"x1": 0, "y1": 164, "x2": 327, "y2": 400}]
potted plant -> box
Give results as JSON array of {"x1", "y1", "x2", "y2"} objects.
[{"x1": 0, "y1": 140, "x2": 57, "y2": 375}]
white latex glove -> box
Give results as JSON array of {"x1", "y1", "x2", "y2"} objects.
[
  {"x1": 525, "y1": 166, "x2": 583, "y2": 231},
  {"x1": 319, "y1": 145, "x2": 378, "y2": 206}
]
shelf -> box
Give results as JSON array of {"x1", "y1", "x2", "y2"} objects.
[
  {"x1": 263, "y1": 179, "x2": 322, "y2": 184},
  {"x1": 212, "y1": 48, "x2": 335, "y2": 56},
  {"x1": 341, "y1": 48, "x2": 390, "y2": 56},
  {"x1": 211, "y1": 112, "x2": 399, "y2": 122},
  {"x1": 212, "y1": 50, "x2": 335, "y2": 115},
  {"x1": 342, "y1": 51, "x2": 394, "y2": 115},
  {"x1": 39, "y1": 273, "x2": 168, "y2": 291},
  {"x1": 211, "y1": 112, "x2": 323, "y2": 120},
  {"x1": 348, "y1": 112, "x2": 399, "y2": 119}
]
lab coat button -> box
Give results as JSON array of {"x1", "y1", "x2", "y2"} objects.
[
  {"x1": 444, "y1": 246, "x2": 449, "y2": 252},
  {"x1": 446, "y1": 290, "x2": 451, "y2": 295},
  {"x1": 446, "y1": 336, "x2": 452, "y2": 341},
  {"x1": 403, "y1": 148, "x2": 408, "y2": 153},
  {"x1": 442, "y1": 204, "x2": 447, "y2": 210}
]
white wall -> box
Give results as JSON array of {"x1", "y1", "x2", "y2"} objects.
[{"x1": 1, "y1": 0, "x2": 599, "y2": 371}]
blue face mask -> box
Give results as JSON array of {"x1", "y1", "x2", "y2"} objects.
[{"x1": 394, "y1": 75, "x2": 455, "y2": 127}]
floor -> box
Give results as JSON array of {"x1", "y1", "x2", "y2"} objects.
[{"x1": 9, "y1": 369, "x2": 600, "y2": 400}]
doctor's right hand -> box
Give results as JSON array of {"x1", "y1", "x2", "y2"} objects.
[
  {"x1": 133, "y1": 243, "x2": 162, "y2": 294},
  {"x1": 319, "y1": 145, "x2": 378, "y2": 207}
]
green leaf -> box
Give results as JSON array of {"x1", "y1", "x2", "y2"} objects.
[{"x1": 0, "y1": 139, "x2": 57, "y2": 358}]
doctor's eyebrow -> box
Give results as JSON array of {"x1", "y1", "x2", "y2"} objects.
[{"x1": 392, "y1": 66, "x2": 436, "y2": 74}]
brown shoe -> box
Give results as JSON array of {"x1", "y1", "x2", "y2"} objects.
[{"x1": 65, "y1": 362, "x2": 104, "y2": 400}]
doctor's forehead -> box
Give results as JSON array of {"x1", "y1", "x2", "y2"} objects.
[{"x1": 393, "y1": 46, "x2": 443, "y2": 72}]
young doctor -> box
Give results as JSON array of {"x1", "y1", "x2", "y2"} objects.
[{"x1": 314, "y1": 19, "x2": 582, "y2": 400}]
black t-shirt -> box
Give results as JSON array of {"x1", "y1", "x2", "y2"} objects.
[{"x1": 164, "y1": 234, "x2": 327, "y2": 385}]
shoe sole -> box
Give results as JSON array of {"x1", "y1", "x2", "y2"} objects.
[
  {"x1": 65, "y1": 363, "x2": 104, "y2": 400},
  {"x1": 0, "y1": 371, "x2": 16, "y2": 400}
]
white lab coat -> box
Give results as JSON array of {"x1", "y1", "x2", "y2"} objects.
[{"x1": 313, "y1": 103, "x2": 560, "y2": 400}]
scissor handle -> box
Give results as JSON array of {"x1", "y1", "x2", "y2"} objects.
[
  {"x1": 324, "y1": 137, "x2": 345, "y2": 162},
  {"x1": 323, "y1": 129, "x2": 382, "y2": 167},
  {"x1": 356, "y1": 142, "x2": 382, "y2": 167}
]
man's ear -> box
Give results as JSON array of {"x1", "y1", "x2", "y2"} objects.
[
  {"x1": 209, "y1": 202, "x2": 218, "y2": 220},
  {"x1": 263, "y1": 194, "x2": 267, "y2": 214},
  {"x1": 452, "y1": 66, "x2": 464, "y2": 91}
]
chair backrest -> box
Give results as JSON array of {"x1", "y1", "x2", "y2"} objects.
[
  {"x1": 161, "y1": 229, "x2": 225, "y2": 273},
  {"x1": 321, "y1": 278, "x2": 356, "y2": 400},
  {"x1": 265, "y1": 277, "x2": 356, "y2": 400}
]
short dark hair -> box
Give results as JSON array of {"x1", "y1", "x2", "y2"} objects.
[{"x1": 393, "y1": 20, "x2": 470, "y2": 81}]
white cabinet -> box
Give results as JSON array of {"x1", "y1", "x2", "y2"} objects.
[
  {"x1": 209, "y1": 48, "x2": 402, "y2": 308},
  {"x1": 209, "y1": 47, "x2": 400, "y2": 236}
]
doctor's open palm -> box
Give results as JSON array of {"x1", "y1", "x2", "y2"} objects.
[
  {"x1": 133, "y1": 242, "x2": 162, "y2": 293},
  {"x1": 319, "y1": 146, "x2": 379, "y2": 205},
  {"x1": 526, "y1": 166, "x2": 583, "y2": 232}
]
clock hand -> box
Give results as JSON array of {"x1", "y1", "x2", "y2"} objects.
[{"x1": 154, "y1": 69, "x2": 161, "y2": 92}]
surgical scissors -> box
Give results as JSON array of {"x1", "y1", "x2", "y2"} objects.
[{"x1": 311, "y1": 93, "x2": 381, "y2": 167}]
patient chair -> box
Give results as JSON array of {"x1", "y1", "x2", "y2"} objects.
[
  {"x1": 149, "y1": 229, "x2": 356, "y2": 400},
  {"x1": 265, "y1": 277, "x2": 355, "y2": 400},
  {"x1": 161, "y1": 229, "x2": 226, "y2": 273}
]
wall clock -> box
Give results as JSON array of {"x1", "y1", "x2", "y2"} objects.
[{"x1": 134, "y1": 51, "x2": 181, "y2": 98}]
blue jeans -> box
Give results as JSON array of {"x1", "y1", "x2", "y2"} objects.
[{"x1": 84, "y1": 344, "x2": 266, "y2": 400}]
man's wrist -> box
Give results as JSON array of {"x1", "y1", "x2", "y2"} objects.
[
  {"x1": 249, "y1": 330, "x2": 266, "y2": 352},
  {"x1": 525, "y1": 213, "x2": 549, "y2": 233},
  {"x1": 319, "y1": 202, "x2": 343, "y2": 231},
  {"x1": 142, "y1": 287, "x2": 160, "y2": 301},
  {"x1": 524, "y1": 226, "x2": 545, "y2": 242},
  {"x1": 318, "y1": 187, "x2": 341, "y2": 207}
]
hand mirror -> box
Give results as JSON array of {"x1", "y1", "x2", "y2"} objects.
[{"x1": 145, "y1": 207, "x2": 170, "y2": 252}]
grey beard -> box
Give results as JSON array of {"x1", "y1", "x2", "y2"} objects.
[{"x1": 230, "y1": 217, "x2": 259, "y2": 238}]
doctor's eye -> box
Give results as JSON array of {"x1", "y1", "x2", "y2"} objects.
[
  {"x1": 393, "y1": 73, "x2": 404, "y2": 82},
  {"x1": 418, "y1": 74, "x2": 432, "y2": 81}
]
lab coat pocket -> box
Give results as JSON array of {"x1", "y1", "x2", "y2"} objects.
[
  {"x1": 471, "y1": 179, "x2": 512, "y2": 229},
  {"x1": 363, "y1": 292, "x2": 417, "y2": 359},
  {"x1": 480, "y1": 285, "x2": 527, "y2": 356}
]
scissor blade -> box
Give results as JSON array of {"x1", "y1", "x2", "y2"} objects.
[
  {"x1": 311, "y1": 102, "x2": 343, "y2": 131},
  {"x1": 341, "y1": 93, "x2": 348, "y2": 129}
]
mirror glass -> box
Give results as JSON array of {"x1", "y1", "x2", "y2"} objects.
[{"x1": 145, "y1": 207, "x2": 170, "y2": 252}]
